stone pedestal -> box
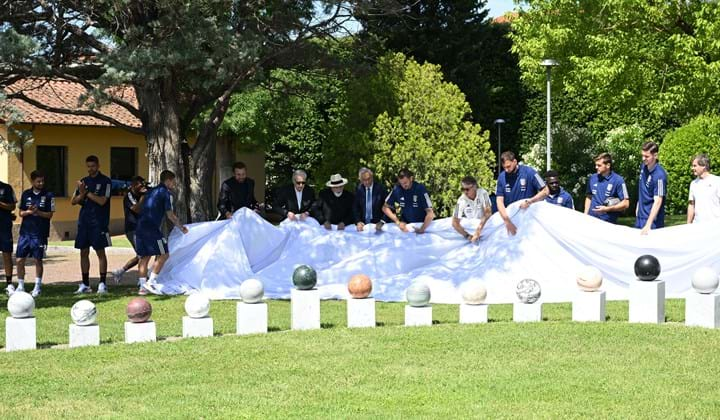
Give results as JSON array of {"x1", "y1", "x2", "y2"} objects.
[
  {"x1": 182, "y1": 316, "x2": 214, "y2": 338},
  {"x1": 124, "y1": 321, "x2": 157, "y2": 344},
  {"x1": 629, "y1": 280, "x2": 665, "y2": 324},
  {"x1": 572, "y1": 290, "x2": 606, "y2": 322},
  {"x1": 347, "y1": 298, "x2": 376, "y2": 328},
  {"x1": 513, "y1": 303, "x2": 542, "y2": 322},
  {"x1": 459, "y1": 304, "x2": 488, "y2": 324},
  {"x1": 685, "y1": 293, "x2": 720, "y2": 329},
  {"x1": 5, "y1": 317, "x2": 36, "y2": 352},
  {"x1": 69, "y1": 324, "x2": 100, "y2": 348},
  {"x1": 405, "y1": 305, "x2": 432, "y2": 327},
  {"x1": 236, "y1": 302, "x2": 268, "y2": 335},
  {"x1": 291, "y1": 289, "x2": 320, "y2": 331}
]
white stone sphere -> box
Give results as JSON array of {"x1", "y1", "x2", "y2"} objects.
[
  {"x1": 692, "y1": 267, "x2": 720, "y2": 294},
  {"x1": 516, "y1": 279, "x2": 541, "y2": 304},
  {"x1": 406, "y1": 281, "x2": 431, "y2": 307},
  {"x1": 7, "y1": 291, "x2": 35, "y2": 318},
  {"x1": 184, "y1": 293, "x2": 211, "y2": 318},
  {"x1": 70, "y1": 300, "x2": 98, "y2": 325},
  {"x1": 576, "y1": 266, "x2": 603, "y2": 291},
  {"x1": 240, "y1": 279, "x2": 264, "y2": 303},
  {"x1": 460, "y1": 280, "x2": 487, "y2": 305}
]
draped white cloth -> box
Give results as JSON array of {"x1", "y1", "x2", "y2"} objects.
[{"x1": 152, "y1": 203, "x2": 720, "y2": 303}]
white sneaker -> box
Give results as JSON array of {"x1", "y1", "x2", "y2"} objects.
[
  {"x1": 5, "y1": 284, "x2": 15, "y2": 296},
  {"x1": 112, "y1": 268, "x2": 124, "y2": 284},
  {"x1": 143, "y1": 279, "x2": 159, "y2": 294},
  {"x1": 74, "y1": 284, "x2": 92, "y2": 294},
  {"x1": 31, "y1": 285, "x2": 41, "y2": 298},
  {"x1": 97, "y1": 283, "x2": 108, "y2": 294},
  {"x1": 16, "y1": 283, "x2": 25, "y2": 293},
  {"x1": 138, "y1": 285, "x2": 149, "y2": 296}
]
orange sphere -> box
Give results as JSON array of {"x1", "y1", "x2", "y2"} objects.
[{"x1": 348, "y1": 274, "x2": 372, "y2": 298}]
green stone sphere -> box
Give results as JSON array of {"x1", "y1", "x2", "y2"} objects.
[
  {"x1": 406, "y1": 282, "x2": 431, "y2": 307},
  {"x1": 292, "y1": 265, "x2": 317, "y2": 290}
]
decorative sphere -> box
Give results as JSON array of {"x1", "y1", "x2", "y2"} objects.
[
  {"x1": 406, "y1": 282, "x2": 431, "y2": 307},
  {"x1": 348, "y1": 274, "x2": 372, "y2": 298},
  {"x1": 692, "y1": 267, "x2": 720, "y2": 294},
  {"x1": 460, "y1": 280, "x2": 487, "y2": 305},
  {"x1": 240, "y1": 279, "x2": 265, "y2": 303},
  {"x1": 126, "y1": 298, "x2": 152, "y2": 323},
  {"x1": 184, "y1": 293, "x2": 211, "y2": 318},
  {"x1": 7, "y1": 291, "x2": 35, "y2": 318},
  {"x1": 516, "y1": 279, "x2": 541, "y2": 304},
  {"x1": 634, "y1": 255, "x2": 661, "y2": 281},
  {"x1": 292, "y1": 265, "x2": 317, "y2": 290},
  {"x1": 576, "y1": 266, "x2": 603, "y2": 291},
  {"x1": 70, "y1": 300, "x2": 98, "y2": 325}
]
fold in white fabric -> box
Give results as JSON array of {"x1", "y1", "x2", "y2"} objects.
[{"x1": 152, "y1": 203, "x2": 720, "y2": 303}]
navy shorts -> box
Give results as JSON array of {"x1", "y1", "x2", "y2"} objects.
[
  {"x1": 0, "y1": 226, "x2": 12, "y2": 253},
  {"x1": 16, "y1": 235, "x2": 46, "y2": 260},
  {"x1": 75, "y1": 224, "x2": 111, "y2": 250},
  {"x1": 135, "y1": 229, "x2": 168, "y2": 257},
  {"x1": 635, "y1": 217, "x2": 664, "y2": 230},
  {"x1": 126, "y1": 231, "x2": 137, "y2": 251}
]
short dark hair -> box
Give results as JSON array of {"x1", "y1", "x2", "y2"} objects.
[
  {"x1": 232, "y1": 162, "x2": 246, "y2": 171},
  {"x1": 693, "y1": 154, "x2": 711, "y2": 171},
  {"x1": 642, "y1": 141, "x2": 659, "y2": 154},
  {"x1": 461, "y1": 176, "x2": 477, "y2": 186},
  {"x1": 500, "y1": 151, "x2": 516, "y2": 163},
  {"x1": 397, "y1": 168, "x2": 414, "y2": 179},
  {"x1": 130, "y1": 176, "x2": 145, "y2": 184},
  {"x1": 594, "y1": 152, "x2": 613, "y2": 167},
  {"x1": 545, "y1": 170, "x2": 559, "y2": 179},
  {"x1": 85, "y1": 155, "x2": 99, "y2": 164},
  {"x1": 160, "y1": 170, "x2": 176, "y2": 183},
  {"x1": 30, "y1": 170, "x2": 45, "y2": 181}
]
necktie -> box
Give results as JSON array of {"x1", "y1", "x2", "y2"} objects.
[{"x1": 365, "y1": 187, "x2": 372, "y2": 224}]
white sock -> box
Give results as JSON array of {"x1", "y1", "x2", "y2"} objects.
[
  {"x1": 116, "y1": 268, "x2": 126, "y2": 275},
  {"x1": 34, "y1": 278, "x2": 42, "y2": 287},
  {"x1": 138, "y1": 277, "x2": 146, "y2": 287},
  {"x1": 17, "y1": 278, "x2": 24, "y2": 288},
  {"x1": 149, "y1": 271, "x2": 158, "y2": 282}
]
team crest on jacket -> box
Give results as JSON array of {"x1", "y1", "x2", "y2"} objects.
[{"x1": 606, "y1": 184, "x2": 613, "y2": 192}]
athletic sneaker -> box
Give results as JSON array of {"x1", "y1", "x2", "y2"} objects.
[
  {"x1": 97, "y1": 283, "x2": 108, "y2": 294},
  {"x1": 138, "y1": 285, "x2": 149, "y2": 296},
  {"x1": 5, "y1": 284, "x2": 15, "y2": 296},
  {"x1": 74, "y1": 284, "x2": 92, "y2": 294},
  {"x1": 112, "y1": 268, "x2": 124, "y2": 284},
  {"x1": 31, "y1": 285, "x2": 41, "y2": 298}
]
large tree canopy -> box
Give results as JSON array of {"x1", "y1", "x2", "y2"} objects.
[
  {"x1": 511, "y1": 0, "x2": 720, "y2": 140},
  {"x1": 0, "y1": 0, "x2": 360, "y2": 222}
]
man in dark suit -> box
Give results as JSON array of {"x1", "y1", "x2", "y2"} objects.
[
  {"x1": 316, "y1": 174, "x2": 355, "y2": 230},
  {"x1": 217, "y1": 161, "x2": 260, "y2": 219},
  {"x1": 354, "y1": 167, "x2": 388, "y2": 232},
  {"x1": 272, "y1": 169, "x2": 316, "y2": 221}
]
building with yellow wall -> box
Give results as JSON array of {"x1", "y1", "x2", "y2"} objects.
[{"x1": 2, "y1": 79, "x2": 265, "y2": 241}]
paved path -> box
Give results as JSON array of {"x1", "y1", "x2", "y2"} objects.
[{"x1": 2, "y1": 246, "x2": 140, "y2": 287}]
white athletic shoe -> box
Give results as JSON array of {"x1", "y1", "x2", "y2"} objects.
[
  {"x1": 97, "y1": 283, "x2": 108, "y2": 294},
  {"x1": 112, "y1": 268, "x2": 124, "y2": 284},
  {"x1": 31, "y1": 285, "x2": 41, "y2": 298},
  {"x1": 143, "y1": 279, "x2": 159, "y2": 294},
  {"x1": 5, "y1": 284, "x2": 15, "y2": 296},
  {"x1": 138, "y1": 285, "x2": 149, "y2": 296},
  {"x1": 74, "y1": 284, "x2": 92, "y2": 294}
]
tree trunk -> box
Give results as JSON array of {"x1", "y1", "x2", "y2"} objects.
[
  {"x1": 188, "y1": 130, "x2": 216, "y2": 222},
  {"x1": 135, "y1": 81, "x2": 190, "y2": 224}
]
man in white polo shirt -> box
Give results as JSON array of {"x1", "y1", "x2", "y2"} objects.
[
  {"x1": 687, "y1": 154, "x2": 720, "y2": 224},
  {"x1": 452, "y1": 176, "x2": 492, "y2": 242}
]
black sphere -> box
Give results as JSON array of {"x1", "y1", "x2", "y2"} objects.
[{"x1": 634, "y1": 255, "x2": 661, "y2": 281}]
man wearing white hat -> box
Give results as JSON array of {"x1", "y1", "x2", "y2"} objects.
[{"x1": 316, "y1": 174, "x2": 356, "y2": 230}]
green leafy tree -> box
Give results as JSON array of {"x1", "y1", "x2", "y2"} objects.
[
  {"x1": 1, "y1": 1, "x2": 363, "y2": 222},
  {"x1": 358, "y1": 0, "x2": 527, "y2": 156},
  {"x1": 511, "y1": 0, "x2": 720, "y2": 141},
  {"x1": 661, "y1": 115, "x2": 720, "y2": 215},
  {"x1": 370, "y1": 53, "x2": 495, "y2": 216}
]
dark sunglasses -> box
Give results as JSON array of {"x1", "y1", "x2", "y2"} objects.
[
  {"x1": 295, "y1": 181, "x2": 306, "y2": 185},
  {"x1": 461, "y1": 187, "x2": 474, "y2": 191}
]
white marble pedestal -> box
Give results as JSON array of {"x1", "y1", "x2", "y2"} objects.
[
  {"x1": 291, "y1": 289, "x2": 320, "y2": 331},
  {"x1": 347, "y1": 298, "x2": 375, "y2": 328},
  {"x1": 124, "y1": 321, "x2": 157, "y2": 344},
  {"x1": 629, "y1": 280, "x2": 665, "y2": 324},
  {"x1": 459, "y1": 304, "x2": 488, "y2": 324},
  {"x1": 513, "y1": 303, "x2": 542, "y2": 322},
  {"x1": 572, "y1": 290, "x2": 606, "y2": 322},
  {"x1": 405, "y1": 305, "x2": 432, "y2": 327},
  {"x1": 5, "y1": 317, "x2": 36, "y2": 352},
  {"x1": 69, "y1": 324, "x2": 100, "y2": 348},
  {"x1": 183, "y1": 316, "x2": 214, "y2": 338},
  {"x1": 237, "y1": 302, "x2": 268, "y2": 335},
  {"x1": 685, "y1": 293, "x2": 720, "y2": 329}
]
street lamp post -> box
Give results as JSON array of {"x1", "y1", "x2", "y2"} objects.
[
  {"x1": 494, "y1": 118, "x2": 506, "y2": 174},
  {"x1": 541, "y1": 59, "x2": 558, "y2": 171}
]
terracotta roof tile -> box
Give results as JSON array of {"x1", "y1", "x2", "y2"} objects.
[{"x1": 3, "y1": 78, "x2": 141, "y2": 128}]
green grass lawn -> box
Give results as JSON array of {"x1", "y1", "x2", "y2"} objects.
[
  {"x1": 48, "y1": 235, "x2": 133, "y2": 248},
  {"x1": 1, "y1": 286, "x2": 719, "y2": 418}
]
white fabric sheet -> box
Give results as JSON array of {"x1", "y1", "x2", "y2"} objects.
[{"x1": 152, "y1": 203, "x2": 720, "y2": 303}]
